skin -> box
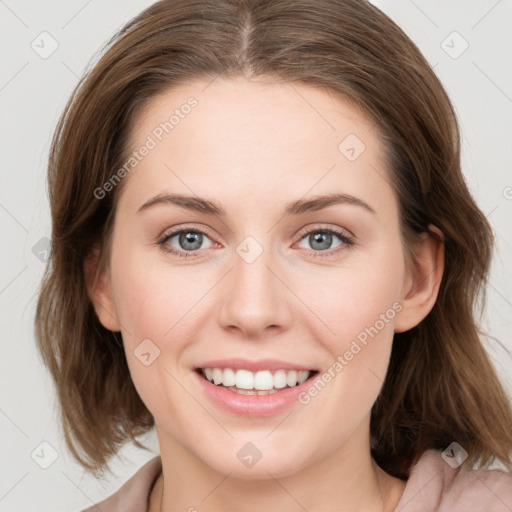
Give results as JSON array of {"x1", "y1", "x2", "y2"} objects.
[{"x1": 86, "y1": 76, "x2": 444, "y2": 512}]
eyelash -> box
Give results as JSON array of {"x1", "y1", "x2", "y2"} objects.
[{"x1": 157, "y1": 225, "x2": 355, "y2": 259}]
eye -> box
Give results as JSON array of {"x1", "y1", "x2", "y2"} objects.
[
  {"x1": 157, "y1": 225, "x2": 354, "y2": 259},
  {"x1": 158, "y1": 226, "x2": 215, "y2": 258},
  {"x1": 295, "y1": 226, "x2": 354, "y2": 257}
]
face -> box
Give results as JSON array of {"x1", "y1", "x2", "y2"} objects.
[{"x1": 93, "y1": 76, "x2": 426, "y2": 479}]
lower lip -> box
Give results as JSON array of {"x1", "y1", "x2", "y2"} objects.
[{"x1": 193, "y1": 370, "x2": 317, "y2": 417}]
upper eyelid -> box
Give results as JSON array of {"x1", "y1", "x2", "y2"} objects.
[
  {"x1": 296, "y1": 224, "x2": 353, "y2": 239},
  {"x1": 160, "y1": 224, "x2": 215, "y2": 242}
]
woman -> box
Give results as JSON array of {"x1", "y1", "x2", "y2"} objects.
[{"x1": 35, "y1": 0, "x2": 512, "y2": 510}]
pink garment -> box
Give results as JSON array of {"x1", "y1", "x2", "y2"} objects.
[{"x1": 81, "y1": 449, "x2": 512, "y2": 511}]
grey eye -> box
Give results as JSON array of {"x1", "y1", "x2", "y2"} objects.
[
  {"x1": 299, "y1": 231, "x2": 344, "y2": 251},
  {"x1": 164, "y1": 230, "x2": 214, "y2": 252}
]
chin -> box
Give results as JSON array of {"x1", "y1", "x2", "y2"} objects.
[{"x1": 196, "y1": 441, "x2": 313, "y2": 480}]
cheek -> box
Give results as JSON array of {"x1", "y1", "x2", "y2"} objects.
[
  {"x1": 109, "y1": 251, "x2": 206, "y2": 425},
  {"x1": 295, "y1": 242, "x2": 404, "y2": 406},
  {"x1": 303, "y1": 246, "x2": 404, "y2": 353},
  {"x1": 293, "y1": 262, "x2": 402, "y2": 443},
  {"x1": 108, "y1": 245, "x2": 223, "y2": 405},
  {"x1": 110, "y1": 245, "x2": 205, "y2": 346}
]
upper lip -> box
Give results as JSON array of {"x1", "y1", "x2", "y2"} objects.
[{"x1": 195, "y1": 358, "x2": 318, "y2": 372}]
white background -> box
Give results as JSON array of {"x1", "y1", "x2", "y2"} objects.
[{"x1": 1, "y1": 0, "x2": 511, "y2": 510}]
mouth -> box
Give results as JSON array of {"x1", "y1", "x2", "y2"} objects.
[{"x1": 195, "y1": 367, "x2": 319, "y2": 395}]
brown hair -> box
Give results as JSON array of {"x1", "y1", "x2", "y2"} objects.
[{"x1": 34, "y1": 0, "x2": 512, "y2": 479}]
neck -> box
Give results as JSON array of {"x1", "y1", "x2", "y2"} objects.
[{"x1": 151, "y1": 426, "x2": 405, "y2": 512}]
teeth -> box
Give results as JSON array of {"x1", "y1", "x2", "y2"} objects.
[
  {"x1": 254, "y1": 370, "x2": 273, "y2": 390},
  {"x1": 273, "y1": 369, "x2": 287, "y2": 389},
  {"x1": 297, "y1": 370, "x2": 309, "y2": 384},
  {"x1": 286, "y1": 370, "x2": 297, "y2": 387},
  {"x1": 236, "y1": 369, "x2": 254, "y2": 390},
  {"x1": 223, "y1": 368, "x2": 236, "y2": 387},
  {"x1": 200, "y1": 367, "x2": 313, "y2": 391},
  {"x1": 212, "y1": 368, "x2": 223, "y2": 385}
]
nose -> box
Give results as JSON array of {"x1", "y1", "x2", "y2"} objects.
[{"x1": 216, "y1": 243, "x2": 294, "y2": 340}]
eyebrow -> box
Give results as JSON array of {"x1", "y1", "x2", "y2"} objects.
[{"x1": 136, "y1": 192, "x2": 376, "y2": 217}]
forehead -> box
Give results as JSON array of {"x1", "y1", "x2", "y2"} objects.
[
  {"x1": 118, "y1": 76, "x2": 394, "y2": 219},
  {"x1": 130, "y1": 75, "x2": 378, "y2": 156}
]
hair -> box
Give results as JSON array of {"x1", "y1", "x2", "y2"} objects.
[{"x1": 34, "y1": 0, "x2": 512, "y2": 480}]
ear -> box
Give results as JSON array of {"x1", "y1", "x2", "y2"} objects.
[
  {"x1": 84, "y1": 245, "x2": 121, "y2": 332},
  {"x1": 394, "y1": 224, "x2": 445, "y2": 333}
]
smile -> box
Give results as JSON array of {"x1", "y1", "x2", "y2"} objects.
[
  {"x1": 193, "y1": 358, "x2": 321, "y2": 416},
  {"x1": 197, "y1": 367, "x2": 318, "y2": 395}
]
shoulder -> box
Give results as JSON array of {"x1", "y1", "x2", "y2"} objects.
[
  {"x1": 80, "y1": 456, "x2": 162, "y2": 512},
  {"x1": 394, "y1": 449, "x2": 512, "y2": 512}
]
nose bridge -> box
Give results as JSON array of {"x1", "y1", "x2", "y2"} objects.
[
  {"x1": 216, "y1": 234, "x2": 290, "y2": 336},
  {"x1": 234, "y1": 241, "x2": 273, "y2": 298}
]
